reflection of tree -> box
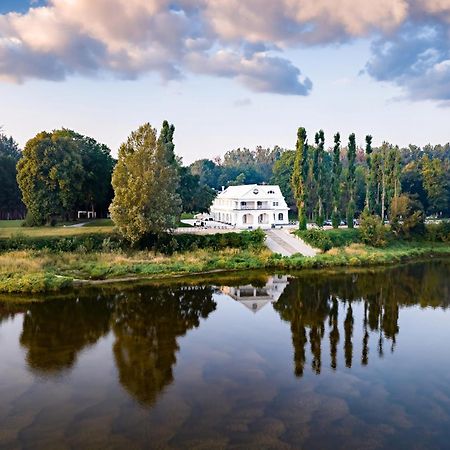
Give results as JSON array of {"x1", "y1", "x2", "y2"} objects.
[
  {"x1": 274, "y1": 277, "x2": 331, "y2": 377},
  {"x1": 112, "y1": 285, "x2": 216, "y2": 406},
  {"x1": 19, "y1": 295, "x2": 114, "y2": 374},
  {"x1": 275, "y1": 260, "x2": 450, "y2": 377}
]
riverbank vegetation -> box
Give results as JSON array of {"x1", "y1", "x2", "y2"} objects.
[{"x1": 2, "y1": 236, "x2": 450, "y2": 294}]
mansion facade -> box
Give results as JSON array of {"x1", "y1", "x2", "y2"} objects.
[{"x1": 209, "y1": 184, "x2": 289, "y2": 229}]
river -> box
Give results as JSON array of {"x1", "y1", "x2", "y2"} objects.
[{"x1": 0, "y1": 260, "x2": 449, "y2": 449}]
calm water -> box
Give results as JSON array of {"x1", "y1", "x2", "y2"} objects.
[{"x1": 1, "y1": 261, "x2": 450, "y2": 449}]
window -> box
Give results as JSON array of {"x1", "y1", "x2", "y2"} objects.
[
  {"x1": 273, "y1": 202, "x2": 279, "y2": 207},
  {"x1": 253, "y1": 188, "x2": 259, "y2": 194},
  {"x1": 268, "y1": 190, "x2": 275, "y2": 194},
  {"x1": 278, "y1": 213, "x2": 284, "y2": 221}
]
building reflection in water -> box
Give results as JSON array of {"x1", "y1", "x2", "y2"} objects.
[{"x1": 221, "y1": 275, "x2": 289, "y2": 313}]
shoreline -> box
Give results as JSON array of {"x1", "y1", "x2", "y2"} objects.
[{"x1": 1, "y1": 242, "x2": 450, "y2": 295}]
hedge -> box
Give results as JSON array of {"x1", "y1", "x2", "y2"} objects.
[{"x1": 0, "y1": 229, "x2": 266, "y2": 254}]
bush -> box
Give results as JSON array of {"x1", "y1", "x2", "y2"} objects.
[
  {"x1": 297, "y1": 229, "x2": 333, "y2": 251},
  {"x1": 0, "y1": 229, "x2": 266, "y2": 255},
  {"x1": 296, "y1": 228, "x2": 360, "y2": 252},
  {"x1": 359, "y1": 212, "x2": 388, "y2": 247},
  {"x1": 425, "y1": 221, "x2": 450, "y2": 242}
]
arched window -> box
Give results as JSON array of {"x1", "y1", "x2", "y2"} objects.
[{"x1": 278, "y1": 213, "x2": 284, "y2": 221}]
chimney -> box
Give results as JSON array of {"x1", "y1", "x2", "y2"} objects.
[{"x1": 222, "y1": 186, "x2": 225, "y2": 191}]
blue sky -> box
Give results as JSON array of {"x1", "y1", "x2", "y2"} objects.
[{"x1": 1, "y1": 1, "x2": 449, "y2": 163}]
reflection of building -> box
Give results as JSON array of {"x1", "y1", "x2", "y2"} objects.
[
  {"x1": 210, "y1": 184, "x2": 289, "y2": 229},
  {"x1": 222, "y1": 275, "x2": 289, "y2": 313}
]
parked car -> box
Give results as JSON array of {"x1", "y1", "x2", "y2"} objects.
[{"x1": 324, "y1": 219, "x2": 332, "y2": 226}]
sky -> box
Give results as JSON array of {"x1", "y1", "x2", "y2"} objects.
[{"x1": 1, "y1": 1, "x2": 450, "y2": 164}]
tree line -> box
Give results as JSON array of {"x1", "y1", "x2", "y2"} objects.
[{"x1": 1, "y1": 123, "x2": 449, "y2": 239}]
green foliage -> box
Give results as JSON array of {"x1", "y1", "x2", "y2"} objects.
[
  {"x1": 296, "y1": 228, "x2": 361, "y2": 251},
  {"x1": 17, "y1": 131, "x2": 84, "y2": 225},
  {"x1": 425, "y1": 221, "x2": 450, "y2": 242},
  {"x1": 292, "y1": 127, "x2": 308, "y2": 230},
  {"x1": 0, "y1": 133, "x2": 23, "y2": 220},
  {"x1": 359, "y1": 212, "x2": 388, "y2": 247},
  {"x1": 346, "y1": 133, "x2": 356, "y2": 227},
  {"x1": 177, "y1": 166, "x2": 215, "y2": 213},
  {"x1": 421, "y1": 155, "x2": 449, "y2": 216},
  {"x1": 0, "y1": 273, "x2": 72, "y2": 294},
  {"x1": 110, "y1": 122, "x2": 182, "y2": 244},
  {"x1": 271, "y1": 150, "x2": 296, "y2": 210},
  {"x1": 331, "y1": 132, "x2": 342, "y2": 228},
  {"x1": 389, "y1": 194, "x2": 425, "y2": 238}
]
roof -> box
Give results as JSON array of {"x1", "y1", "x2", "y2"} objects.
[{"x1": 217, "y1": 184, "x2": 284, "y2": 200}]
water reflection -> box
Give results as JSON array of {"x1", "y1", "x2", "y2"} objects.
[
  {"x1": 112, "y1": 285, "x2": 216, "y2": 406},
  {"x1": 221, "y1": 275, "x2": 289, "y2": 313},
  {"x1": 0, "y1": 260, "x2": 449, "y2": 448}
]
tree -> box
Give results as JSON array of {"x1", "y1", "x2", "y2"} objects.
[
  {"x1": 313, "y1": 130, "x2": 325, "y2": 226},
  {"x1": 110, "y1": 122, "x2": 182, "y2": 244},
  {"x1": 178, "y1": 166, "x2": 215, "y2": 212},
  {"x1": 271, "y1": 150, "x2": 296, "y2": 210},
  {"x1": 364, "y1": 135, "x2": 373, "y2": 212},
  {"x1": 389, "y1": 194, "x2": 424, "y2": 238},
  {"x1": 0, "y1": 133, "x2": 24, "y2": 219},
  {"x1": 421, "y1": 155, "x2": 449, "y2": 216},
  {"x1": 54, "y1": 129, "x2": 115, "y2": 217},
  {"x1": 17, "y1": 131, "x2": 84, "y2": 225},
  {"x1": 292, "y1": 127, "x2": 309, "y2": 230},
  {"x1": 347, "y1": 133, "x2": 356, "y2": 228},
  {"x1": 331, "y1": 132, "x2": 342, "y2": 228}
]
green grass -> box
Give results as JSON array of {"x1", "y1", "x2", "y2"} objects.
[
  {"x1": 82, "y1": 219, "x2": 114, "y2": 227},
  {"x1": 0, "y1": 220, "x2": 25, "y2": 228},
  {"x1": 1, "y1": 240, "x2": 450, "y2": 294}
]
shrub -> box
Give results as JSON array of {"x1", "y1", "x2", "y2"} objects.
[
  {"x1": 389, "y1": 194, "x2": 425, "y2": 239},
  {"x1": 296, "y1": 228, "x2": 360, "y2": 251},
  {"x1": 297, "y1": 229, "x2": 333, "y2": 251},
  {"x1": 359, "y1": 212, "x2": 388, "y2": 247},
  {"x1": 425, "y1": 221, "x2": 450, "y2": 242}
]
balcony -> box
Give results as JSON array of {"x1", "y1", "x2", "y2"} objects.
[{"x1": 237, "y1": 202, "x2": 274, "y2": 210}]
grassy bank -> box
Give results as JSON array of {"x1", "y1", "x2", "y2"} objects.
[{"x1": 1, "y1": 241, "x2": 450, "y2": 294}]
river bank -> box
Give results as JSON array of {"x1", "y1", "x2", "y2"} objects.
[{"x1": 2, "y1": 242, "x2": 450, "y2": 294}]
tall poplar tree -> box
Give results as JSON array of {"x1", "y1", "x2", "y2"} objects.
[
  {"x1": 331, "y1": 132, "x2": 342, "y2": 228},
  {"x1": 314, "y1": 130, "x2": 325, "y2": 226},
  {"x1": 364, "y1": 135, "x2": 373, "y2": 212},
  {"x1": 292, "y1": 127, "x2": 309, "y2": 230},
  {"x1": 347, "y1": 133, "x2": 356, "y2": 228},
  {"x1": 110, "y1": 122, "x2": 182, "y2": 244}
]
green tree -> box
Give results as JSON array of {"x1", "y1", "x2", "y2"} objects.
[
  {"x1": 271, "y1": 150, "x2": 296, "y2": 210},
  {"x1": 56, "y1": 129, "x2": 115, "y2": 217},
  {"x1": 313, "y1": 130, "x2": 325, "y2": 226},
  {"x1": 110, "y1": 122, "x2": 182, "y2": 244},
  {"x1": 292, "y1": 127, "x2": 309, "y2": 230},
  {"x1": 364, "y1": 135, "x2": 373, "y2": 212},
  {"x1": 331, "y1": 132, "x2": 342, "y2": 228},
  {"x1": 421, "y1": 155, "x2": 449, "y2": 216},
  {"x1": 346, "y1": 133, "x2": 356, "y2": 228},
  {"x1": 0, "y1": 133, "x2": 24, "y2": 219},
  {"x1": 178, "y1": 166, "x2": 215, "y2": 212},
  {"x1": 17, "y1": 131, "x2": 84, "y2": 225}
]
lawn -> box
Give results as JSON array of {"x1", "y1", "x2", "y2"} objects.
[{"x1": 0, "y1": 218, "x2": 114, "y2": 238}]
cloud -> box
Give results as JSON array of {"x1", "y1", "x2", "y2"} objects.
[
  {"x1": 366, "y1": 21, "x2": 450, "y2": 101},
  {"x1": 1, "y1": 0, "x2": 450, "y2": 100}
]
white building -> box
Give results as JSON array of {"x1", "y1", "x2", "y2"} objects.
[
  {"x1": 209, "y1": 184, "x2": 289, "y2": 229},
  {"x1": 221, "y1": 275, "x2": 289, "y2": 313}
]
